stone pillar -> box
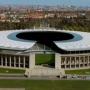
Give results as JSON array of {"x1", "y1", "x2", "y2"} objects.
[
  {"x1": 65, "y1": 57, "x2": 66, "y2": 69},
  {"x1": 88, "y1": 56, "x2": 89, "y2": 67},
  {"x1": 9, "y1": 56, "x2": 11, "y2": 67},
  {"x1": 79, "y1": 56, "x2": 80, "y2": 68},
  {"x1": 70, "y1": 57, "x2": 71, "y2": 68},
  {"x1": 19, "y1": 56, "x2": 20, "y2": 68},
  {"x1": 1, "y1": 55, "x2": 3, "y2": 66},
  {"x1": 14, "y1": 56, "x2": 16, "y2": 67},
  {"x1": 83, "y1": 56, "x2": 85, "y2": 67},
  {"x1": 75, "y1": 57, "x2": 76, "y2": 68},
  {"x1": 24, "y1": 57, "x2": 25, "y2": 68},
  {"x1": 29, "y1": 54, "x2": 35, "y2": 69},
  {"x1": 55, "y1": 53, "x2": 61, "y2": 70},
  {"x1": 5, "y1": 55, "x2": 7, "y2": 66}
]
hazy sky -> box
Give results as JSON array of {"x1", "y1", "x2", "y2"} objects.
[{"x1": 0, "y1": 0, "x2": 90, "y2": 6}]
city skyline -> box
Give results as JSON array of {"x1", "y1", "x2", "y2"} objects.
[{"x1": 0, "y1": 0, "x2": 90, "y2": 6}]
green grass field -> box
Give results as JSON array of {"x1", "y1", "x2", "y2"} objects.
[
  {"x1": 35, "y1": 54, "x2": 55, "y2": 65},
  {"x1": 65, "y1": 69, "x2": 90, "y2": 75},
  {"x1": 0, "y1": 80, "x2": 90, "y2": 90},
  {"x1": 0, "y1": 68, "x2": 25, "y2": 74}
]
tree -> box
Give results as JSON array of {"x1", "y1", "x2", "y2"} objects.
[
  {"x1": 68, "y1": 26, "x2": 73, "y2": 30},
  {"x1": 84, "y1": 27, "x2": 89, "y2": 32},
  {"x1": 78, "y1": 26, "x2": 84, "y2": 31},
  {"x1": 73, "y1": 26, "x2": 78, "y2": 31},
  {"x1": 63, "y1": 26, "x2": 68, "y2": 30}
]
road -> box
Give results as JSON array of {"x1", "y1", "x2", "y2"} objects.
[{"x1": 0, "y1": 73, "x2": 90, "y2": 80}]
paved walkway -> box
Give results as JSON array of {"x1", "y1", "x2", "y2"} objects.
[{"x1": 0, "y1": 88, "x2": 25, "y2": 90}]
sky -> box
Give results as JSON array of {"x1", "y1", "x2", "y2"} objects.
[{"x1": 0, "y1": 0, "x2": 90, "y2": 6}]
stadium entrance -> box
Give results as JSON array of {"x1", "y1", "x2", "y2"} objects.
[{"x1": 35, "y1": 54, "x2": 55, "y2": 68}]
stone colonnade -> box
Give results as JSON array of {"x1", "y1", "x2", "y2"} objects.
[
  {"x1": 0, "y1": 53, "x2": 35, "y2": 69},
  {"x1": 55, "y1": 53, "x2": 90, "y2": 70},
  {"x1": 0, "y1": 53, "x2": 90, "y2": 70}
]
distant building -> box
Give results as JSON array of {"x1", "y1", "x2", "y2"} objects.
[
  {"x1": 24, "y1": 13, "x2": 45, "y2": 19},
  {"x1": 64, "y1": 14, "x2": 77, "y2": 18}
]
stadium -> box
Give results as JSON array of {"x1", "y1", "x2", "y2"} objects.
[{"x1": 0, "y1": 28, "x2": 90, "y2": 76}]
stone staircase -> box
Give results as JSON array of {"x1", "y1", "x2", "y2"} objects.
[{"x1": 25, "y1": 67, "x2": 65, "y2": 78}]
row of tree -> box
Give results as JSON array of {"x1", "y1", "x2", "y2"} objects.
[{"x1": 0, "y1": 16, "x2": 90, "y2": 32}]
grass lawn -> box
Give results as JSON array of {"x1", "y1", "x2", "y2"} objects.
[
  {"x1": 0, "y1": 68, "x2": 25, "y2": 74},
  {"x1": 0, "y1": 80, "x2": 90, "y2": 90},
  {"x1": 35, "y1": 54, "x2": 55, "y2": 65},
  {"x1": 65, "y1": 69, "x2": 90, "y2": 75}
]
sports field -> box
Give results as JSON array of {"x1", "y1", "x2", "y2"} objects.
[
  {"x1": 65, "y1": 69, "x2": 90, "y2": 75},
  {"x1": 0, "y1": 68, "x2": 25, "y2": 74},
  {"x1": 0, "y1": 79, "x2": 90, "y2": 90},
  {"x1": 35, "y1": 54, "x2": 55, "y2": 65}
]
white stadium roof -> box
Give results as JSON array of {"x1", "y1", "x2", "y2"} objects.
[
  {"x1": 0, "y1": 29, "x2": 90, "y2": 51},
  {"x1": 0, "y1": 30, "x2": 36, "y2": 50}
]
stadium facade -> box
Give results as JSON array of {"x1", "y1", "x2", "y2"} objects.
[{"x1": 0, "y1": 29, "x2": 90, "y2": 70}]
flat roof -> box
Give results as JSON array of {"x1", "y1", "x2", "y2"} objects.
[{"x1": 0, "y1": 29, "x2": 90, "y2": 51}]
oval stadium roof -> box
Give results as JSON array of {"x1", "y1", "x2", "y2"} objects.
[{"x1": 0, "y1": 29, "x2": 90, "y2": 51}]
